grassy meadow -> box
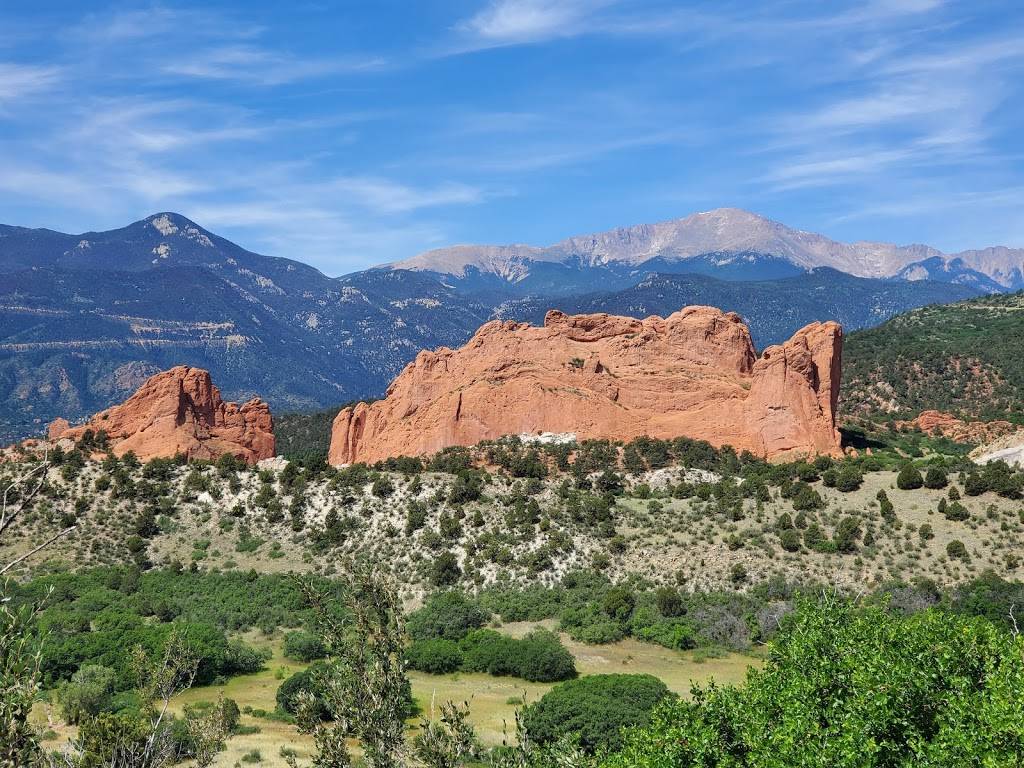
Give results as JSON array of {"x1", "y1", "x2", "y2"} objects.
[{"x1": 34, "y1": 625, "x2": 757, "y2": 767}]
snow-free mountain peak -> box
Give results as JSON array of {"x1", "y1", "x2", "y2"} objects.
[{"x1": 388, "y1": 207, "x2": 1023, "y2": 290}]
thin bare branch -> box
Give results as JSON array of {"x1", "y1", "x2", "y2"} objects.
[
  {"x1": 0, "y1": 525, "x2": 75, "y2": 576},
  {"x1": 0, "y1": 456, "x2": 50, "y2": 539}
]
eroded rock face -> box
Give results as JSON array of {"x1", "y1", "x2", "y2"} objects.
[
  {"x1": 895, "y1": 410, "x2": 1016, "y2": 445},
  {"x1": 971, "y1": 430, "x2": 1024, "y2": 468},
  {"x1": 329, "y1": 307, "x2": 842, "y2": 464},
  {"x1": 48, "y1": 366, "x2": 274, "y2": 463}
]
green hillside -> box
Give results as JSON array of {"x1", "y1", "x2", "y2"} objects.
[{"x1": 842, "y1": 292, "x2": 1024, "y2": 423}]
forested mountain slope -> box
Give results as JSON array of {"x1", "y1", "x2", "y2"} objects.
[{"x1": 842, "y1": 292, "x2": 1024, "y2": 422}]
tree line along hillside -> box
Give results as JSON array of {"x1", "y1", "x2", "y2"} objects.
[
  {"x1": 841, "y1": 291, "x2": 1024, "y2": 423},
  {"x1": 7, "y1": 427, "x2": 1024, "y2": 598}
]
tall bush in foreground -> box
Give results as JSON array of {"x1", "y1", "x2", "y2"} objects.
[
  {"x1": 604, "y1": 598, "x2": 1024, "y2": 767},
  {"x1": 293, "y1": 564, "x2": 411, "y2": 768},
  {"x1": 1, "y1": 454, "x2": 73, "y2": 767}
]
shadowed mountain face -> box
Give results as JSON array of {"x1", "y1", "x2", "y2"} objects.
[
  {"x1": 0, "y1": 213, "x2": 490, "y2": 440},
  {"x1": 0, "y1": 211, "x2": 989, "y2": 441}
]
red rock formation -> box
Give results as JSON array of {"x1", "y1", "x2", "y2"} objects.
[
  {"x1": 896, "y1": 410, "x2": 1015, "y2": 445},
  {"x1": 329, "y1": 307, "x2": 843, "y2": 465},
  {"x1": 47, "y1": 418, "x2": 70, "y2": 441},
  {"x1": 48, "y1": 366, "x2": 274, "y2": 463}
]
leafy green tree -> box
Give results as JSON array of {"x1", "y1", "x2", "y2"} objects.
[
  {"x1": 283, "y1": 630, "x2": 328, "y2": 663},
  {"x1": 833, "y1": 516, "x2": 861, "y2": 554},
  {"x1": 779, "y1": 528, "x2": 801, "y2": 552},
  {"x1": 924, "y1": 466, "x2": 949, "y2": 489},
  {"x1": 1, "y1": 582, "x2": 46, "y2": 767},
  {"x1": 606, "y1": 598, "x2": 1024, "y2": 767},
  {"x1": 602, "y1": 586, "x2": 636, "y2": 622},
  {"x1": 458, "y1": 629, "x2": 575, "y2": 682},
  {"x1": 2, "y1": 455, "x2": 75, "y2": 767},
  {"x1": 448, "y1": 473, "x2": 483, "y2": 505},
  {"x1": 276, "y1": 663, "x2": 330, "y2": 719},
  {"x1": 371, "y1": 475, "x2": 395, "y2": 498},
  {"x1": 896, "y1": 463, "x2": 924, "y2": 490},
  {"x1": 654, "y1": 587, "x2": 684, "y2": 618},
  {"x1": 57, "y1": 664, "x2": 116, "y2": 724},
  {"x1": 790, "y1": 482, "x2": 823, "y2": 511},
  {"x1": 220, "y1": 697, "x2": 241, "y2": 733},
  {"x1": 730, "y1": 563, "x2": 748, "y2": 585},
  {"x1": 964, "y1": 473, "x2": 988, "y2": 496},
  {"x1": 430, "y1": 552, "x2": 462, "y2": 587},
  {"x1": 405, "y1": 501, "x2": 427, "y2": 535},
  {"x1": 292, "y1": 564, "x2": 411, "y2": 768},
  {"x1": 515, "y1": 629, "x2": 577, "y2": 683},
  {"x1": 834, "y1": 466, "x2": 863, "y2": 492},
  {"x1": 947, "y1": 540, "x2": 970, "y2": 561},
  {"x1": 406, "y1": 639, "x2": 463, "y2": 674},
  {"x1": 795, "y1": 463, "x2": 819, "y2": 483},
  {"x1": 943, "y1": 500, "x2": 969, "y2": 522},
  {"x1": 412, "y1": 700, "x2": 478, "y2": 768},
  {"x1": 877, "y1": 490, "x2": 898, "y2": 525},
  {"x1": 406, "y1": 591, "x2": 489, "y2": 642},
  {"x1": 522, "y1": 673, "x2": 671, "y2": 753},
  {"x1": 803, "y1": 523, "x2": 834, "y2": 553},
  {"x1": 59, "y1": 631, "x2": 230, "y2": 768}
]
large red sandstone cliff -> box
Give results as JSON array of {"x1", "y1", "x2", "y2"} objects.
[
  {"x1": 48, "y1": 366, "x2": 275, "y2": 463},
  {"x1": 329, "y1": 306, "x2": 843, "y2": 465}
]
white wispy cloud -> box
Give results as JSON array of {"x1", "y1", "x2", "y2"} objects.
[
  {"x1": 755, "y1": 4, "x2": 1023, "y2": 193},
  {"x1": 322, "y1": 177, "x2": 488, "y2": 214},
  {"x1": 66, "y1": 6, "x2": 264, "y2": 43},
  {"x1": 64, "y1": 6, "x2": 383, "y2": 87},
  {"x1": 188, "y1": 199, "x2": 457, "y2": 270},
  {"x1": 830, "y1": 184, "x2": 1024, "y2": 224},
  {"x1": 0, "y1": 72, "x2": 491, "y2": 270},
  {"x1": 467, "y1": 129, "x2": 692, "y2": 173},
  {"x1": 816, "y1": 0, "x2": 946, "y2": 27},
  {"x1": 450, "y1": 0, "x2": 617, "y2": 52},
  {"x1": 0, "y1": 62, "x2": 61, "y2": 105},
  {"x1": 880, "y1": 34, "x2": 1024, "y2": 75},
  {"x1": 762, "y1": 149, "x2": 916, "y2": 190},
  {"x1": 0, "y1": 163, "x2": 110, "y2": 211},
  {"x1": 164, "y1": 45, "x2": 387, "y2": 86},
  {"x1": 64, "y1": 98, "x2": 277, "y2": 154}
]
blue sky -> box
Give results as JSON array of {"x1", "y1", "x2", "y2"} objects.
[{"x1": 1, "y1": 0, "x2": 1022, "y2": 275}]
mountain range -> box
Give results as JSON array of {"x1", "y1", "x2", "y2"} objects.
[
  {"x1": 2, "y1": 207, "x2": 1018, "y2": 441},
  {"x1": 390, "y1": 207, "x2": 1024, "y2": 294}
]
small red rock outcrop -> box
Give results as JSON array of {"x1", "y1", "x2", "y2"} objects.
[
  {"x1": 329, "y1": 307, "x2": 843, "y2": 465},
  {"x1": 896, "y1": 410, "x2": 1016, "y2": 445},
  {"x1": 48, "y1": 366, "x2": 274, "y2": 463}
]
